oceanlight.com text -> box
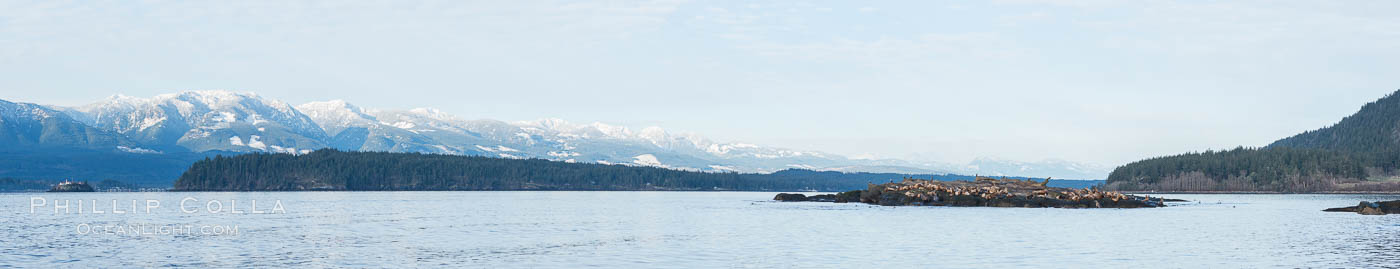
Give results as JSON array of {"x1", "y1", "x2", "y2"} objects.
[{"x1": 75, "y1": 223, "x2": 240, "y2": 236}]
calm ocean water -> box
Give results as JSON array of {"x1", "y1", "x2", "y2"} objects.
[{"x1": 2, "y1": 192, "x2": 1398, "y2": 268}]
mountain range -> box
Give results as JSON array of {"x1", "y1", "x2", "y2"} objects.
[{"x1": 0, "y1": 90, "x2": 1111, "y2": 185}]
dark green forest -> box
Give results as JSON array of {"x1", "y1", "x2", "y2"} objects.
[
  {"x1": 173, "y1": 149, "x2": 887, "y2": 191},
  {"x1": 1106, "y1": 90, "x2": 1400, "y2": 192},
  {"x1": 173, "y1": 149, "x2": 1098, "y2": 192},
  {"x1": 1269, "y1": 91, "x2": 1400, "y2": 153}
]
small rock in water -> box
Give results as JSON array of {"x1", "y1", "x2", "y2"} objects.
[
  {"x1": 773, "y1": 193, "x2": 809, "y2": 201},
  {"x1": 1324, "y1": 200, "x2": 1400, "y2": 215}
]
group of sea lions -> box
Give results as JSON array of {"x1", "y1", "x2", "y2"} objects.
[
  {"x1": 1323, "y1": 200, "x2": 1400, "y2": 215},
  {"x1": 868, "y1": 176, "x2": 1167, "y2": 208},
  {"x1": 776, "y1": 176, "x2": 1173, "y2": 208},
  {"x1": 776, "y1": 176, "x2": 1398, "y2": 214}
]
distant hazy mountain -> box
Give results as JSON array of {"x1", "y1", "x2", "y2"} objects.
[
  {"x1": 965, "y1": 158, "x2": 1111, "y2": 180},
  {"x1": 0, "y1": 90, "x2": 1112, "y2": 183}
]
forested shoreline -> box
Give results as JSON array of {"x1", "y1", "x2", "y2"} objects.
[
  {"x1": 172, "y1": 149, "x2": 1098, "y2": 192},
  {"x1": 1103, "y1": 147, "x2": 1400, "y2": 192},
  {"x1": 1105, "y1": 90, "x2": 1400, "y2": 193},
  {"x1": 174, "y1": 149, "x2": 884, "y2": 191}
]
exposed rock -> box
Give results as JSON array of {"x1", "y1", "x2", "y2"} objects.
[
  {"x1": 773, "y1": 193, "x2": 810, "y2": 201},
  {"x1": 776, "y1": 176, "x2": 1174, "y2": 208},
  {"x1": 775, "y1": 192, "x2": 866, "y2": 203},
  {"x1": 834, "y1": 190, "x2": 862, "y2": 203},
  {"x1": 1324, "y1": 200, "x2": 1400, "y2": 215}
]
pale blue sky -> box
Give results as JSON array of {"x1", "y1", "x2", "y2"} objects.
[{"x1": 2, "y1": 0, "x2": 1398, "y2": 167}]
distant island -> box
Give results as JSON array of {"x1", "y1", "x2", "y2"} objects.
[
  {"x1": 172, "y1": 149, "x2": 1099, "y2": 192},
  {"x1": 0, "y1": 178, "x2": 145, "y2": 192},
  {"x1": 1106, "y1": 89, "x2": 1400, "y2": 193},
  {"x1": 48, "y1": 181, "x2": 95, "y2": 192}
]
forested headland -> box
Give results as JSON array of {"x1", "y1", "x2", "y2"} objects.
[{"x1": 1105, "y1": 90, "x2": 1400, "y2": 193}]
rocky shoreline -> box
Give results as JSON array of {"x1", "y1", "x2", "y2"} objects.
[
  {"x1": 776, "y1": 177, "x2": 1180, "y2": 208},
  {"x1": 1323, "y1": 200, "x2": 1400, "y2": 215}
]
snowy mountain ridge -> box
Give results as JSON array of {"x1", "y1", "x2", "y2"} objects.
[{"x1": 32, "y1": 90, "x2": 1112, "y2": 178}]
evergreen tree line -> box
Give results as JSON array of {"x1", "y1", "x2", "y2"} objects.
[
  {"x1": 173, "y1": 149, "x2": 976, "y2": 191},
  {"x1": 1268, "y1": 90, "x2": 1400, "y2": 153},
  {"x1": 1106, "y1": 90, "x2": 1400, "y2": 192},
  {"x1": 1104, "y1": 146, "x2": 1400, "y2": 192}
]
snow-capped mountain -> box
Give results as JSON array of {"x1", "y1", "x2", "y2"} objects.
[
  {"x1": 294, "y1": 96, "x2": 891, "y2": 173},
  {"x1": 0, "y1": 98, "x2": 146, "y2": 152},
  {"x1": 295, "y1": 100, "x2": 456, "y2": 154},
  {"x1": 68, "y1": 91, "x2": 326, "y2": 153},
  {"x1": 15, "y1": 90, "x2": 1111, "y2": 178},
  {"x1": 300, "y1": 102, "x2": 789, "y2": 171}
]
